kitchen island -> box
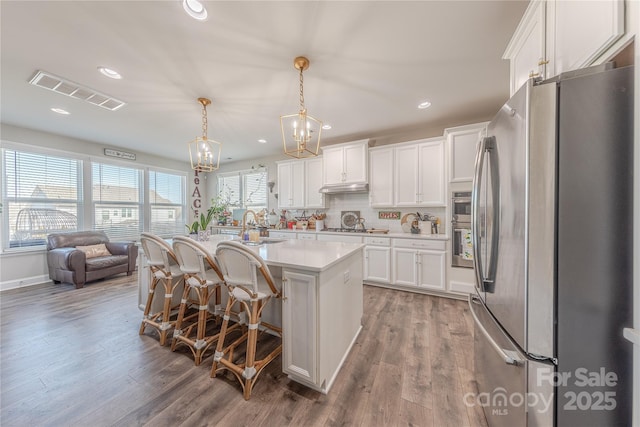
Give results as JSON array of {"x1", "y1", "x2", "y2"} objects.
[{"x1": 139, "y1": 236, "x2": 364, "y2": 394}]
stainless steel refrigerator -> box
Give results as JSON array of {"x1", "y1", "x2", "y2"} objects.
[{"x1": 469, "y1": 64, "x2": 633, "y2": 427}]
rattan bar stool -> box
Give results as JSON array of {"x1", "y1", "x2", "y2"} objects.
[
  {"x1": 171, "y1": 236, "x2": 235, "y2": 365},
  {"x1": 211, "y1": 240, "x2": 282, "y2": 400},
  {"x1": 139, "y1": 233, "x2": 185, "y2": 345}
]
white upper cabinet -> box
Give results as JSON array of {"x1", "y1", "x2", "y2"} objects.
[
  {"x1": 504, "y1": 0, "x2": 625, "y2": 96},
  {"x1": 394, "y1": 138, "x2": 445, "y2": 207},
  {"x1": 321, "y1": 139, "x2": 369, "y2": 186},
  {"x1": 368, "y1": 147, "x2": 394, "y2": 207},
  {"x1": 546, "y1": 0, "x2": 624, "y2": 77},
  {"x1": 278, "y1": 157, "x2": 325, "y2": 209},
  {"x1": 445, "y1": 123, "x2": 487, "y2": 183},
  {"x1": 277, "y1": 160, "x2": 305, "y2": 209},
  {"x1": 304, "y1": 157, "x2": 325, "y2": 209},
  {"x1": 503, "y1": 0, "x2": 547, "y2": 95}
]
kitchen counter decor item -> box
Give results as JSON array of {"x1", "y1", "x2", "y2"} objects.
[
  {"x1": 378, "y1": 211, "x2": 401, "y2": 220},
  {"x1": 400, "y1": 213, "x2": 417, "y2": 233},
  {"x1": 340, "y1": 211, "x2": 360, "y2": 229}
]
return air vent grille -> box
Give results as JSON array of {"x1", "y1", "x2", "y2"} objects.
[{"x1": 29, "y1": 70, "x2": 126, "y2": 111}]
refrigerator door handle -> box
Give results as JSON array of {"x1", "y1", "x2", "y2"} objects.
[
  {"x1": 472, "y1": 137, "x2": 487, "y2": 291},
  {"x1": 485, "y1": 136, "x2": 500, "y2": 292},
  {"x1": 469, "y1": 294, "x2": 524, "y2": 366}
]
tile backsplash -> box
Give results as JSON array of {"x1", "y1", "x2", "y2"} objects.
[{"x1": 285, "y1": 192, "x2": 447, "y2": 234}]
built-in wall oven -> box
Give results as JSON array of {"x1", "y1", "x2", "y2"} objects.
[{"x1": 451, "y1": 191, "x2": 473, "y2": 268}]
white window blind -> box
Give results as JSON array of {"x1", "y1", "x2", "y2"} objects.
[
  {"x1": 217, "y1": 168, "x2": 267, "y2": 213},
  {"x1": 243, "y1": 170, "x2": 267, "y2": 209},
  {"x1": 2, "y1": 148, "x2": 81, "y2": 248},
  {"x1": 92, "y1": 162, "x2": 142, "y2": 241},
  {"x1": 149, "y1": 170, "x2": 186, "y2": 237}
]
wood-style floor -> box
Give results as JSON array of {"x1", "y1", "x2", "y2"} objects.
[{"x1": 0, "y1": 273, "x2": 487, "y2": 427}]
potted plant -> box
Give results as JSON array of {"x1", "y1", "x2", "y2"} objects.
[
  {"x1": 186, "y1": 220, "x2": 200, "y2": 236},
  {"x1": 208, "y1": 195, "x2": 230, "y2": 225}
]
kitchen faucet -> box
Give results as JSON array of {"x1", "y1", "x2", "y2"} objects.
[{"x1": 240, "y1": 209, "x2": 258, "y2": 237}]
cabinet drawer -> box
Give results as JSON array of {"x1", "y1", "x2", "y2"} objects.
[
  {"x1": 392, "y1": 238, "x2": 445, "y2": 251},
  {"x1": 269, "y1": 231, "x2": 297, "y2": 240},
  {"x1": 364, "y1": 236, "x2": 390, "y2": 246},
  {"x1": 317, "y1": 234, "x2": 363, "y2": 244},
  {"x1": 297, "y1": 233, "x2": 317, "y2": 240}
]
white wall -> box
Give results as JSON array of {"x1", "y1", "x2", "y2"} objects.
[{"x1": 0, "y1": 123, "x2": 192, "y2": 291}]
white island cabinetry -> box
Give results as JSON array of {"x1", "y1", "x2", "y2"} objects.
[
  {"x1": 139, "y1": 238, "x2": 364, "y2": 394},
  {"x1": 282, "y1": 270, "x2": 317, "y2": 384},
  {"x1": 280, "y1": 242, "x2": 363, "y2": 393}
]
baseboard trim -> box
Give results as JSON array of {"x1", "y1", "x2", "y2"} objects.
[{"x1": 0, "y1": 274, "x2": 50, "y2": 292}]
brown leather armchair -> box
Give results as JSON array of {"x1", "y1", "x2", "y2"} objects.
[{"x1": 47, "y1": 231, "x2": 137, "y2": 289}]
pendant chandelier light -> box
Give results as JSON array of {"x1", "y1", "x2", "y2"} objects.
[
  {"x1": 188, "y1": 97, "x2": 222, "y2": 172},
  {"x1": 280, "y1": 56, "x2": 323, "y2": 159}
]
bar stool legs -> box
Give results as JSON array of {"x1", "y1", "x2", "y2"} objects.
[
  {"x1": 139, "y1": 271, "x2": 180, "y2": 345},
  {"x1": 211, "y1": 291, "x2": 282, "y2": 400},
  {"x1": 171, "y1": 275, "x2": 221, "y2": 365}
]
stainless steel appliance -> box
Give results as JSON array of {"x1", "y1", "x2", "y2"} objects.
[
  {"x1": 451, "y1": 191, "x2": 473, "y2": 268},
  {"x1": 470, "y1": 65, "x2": 633, "y2": 426}
]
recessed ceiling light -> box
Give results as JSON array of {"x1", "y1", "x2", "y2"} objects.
[
  {"x1": 418, "y1": 101, "x2": 431, "y2": 109},
  {"x1": 258, "y1": 139, "x2": 267, "y2": 144},
  {"x1": 322, "y1": 124, "x2": 332, "y2": 130},
  {"x1": 98, "y1": 67, "x2": 122, "y2": 80},
  {"x1": 183, "y1": 0, "x2": 208, "y2": 20},
  {"x1": 51, "y1": 108, "x2": 70, "y2": 115}
]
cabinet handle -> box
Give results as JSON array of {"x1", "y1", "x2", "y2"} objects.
[
  {"x1": 538, "y1": 59, "x2": 549, "y2": 66},
  {"x1": 281, "y1": 277, "x2": 288, "y2": 301}
]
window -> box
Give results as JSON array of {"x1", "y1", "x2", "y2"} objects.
[
  {"x1": 2, "y1": 148, "x2": 82, "y2": 248},
  {"x1": 92, "y1": 162, "x2": 142, "y2": 241},
  {"x1": 217, "y1": 168, "x2": 267, "y2": 214},
  {"x1": 1, "y1": 144, "x2": 188, "y2": 251},
  {"x1": 149, "y1": 170, "x2": 186, "y2": 237}
]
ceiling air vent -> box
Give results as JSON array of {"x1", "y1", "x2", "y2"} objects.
[{"x1": 29, "y1": 70, "x2": 126, "y2": 111}]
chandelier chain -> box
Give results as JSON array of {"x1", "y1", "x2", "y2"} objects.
[
  {"x1": 201, "y1": 103, "x2": 208, "y2": 138},
  {"x1": 299, "y1": 67, "x2": 305, "y2": 112}
]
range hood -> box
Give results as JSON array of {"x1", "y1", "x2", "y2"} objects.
[{"x1": 319, "y1": 183, "x2": 369, "y2": 194}]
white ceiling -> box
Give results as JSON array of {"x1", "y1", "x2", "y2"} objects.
[{"x1": 0, "y1": 0, "x2": 528, "y2": 166}]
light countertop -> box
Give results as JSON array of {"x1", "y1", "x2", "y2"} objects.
[
  {"x1": 272, "y1": 228, "x2": 449, "y2": 240},
  {"x1": 199, "y1": 236, "x2": 364, "y2": 272}
]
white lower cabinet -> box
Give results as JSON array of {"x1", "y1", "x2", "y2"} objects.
[
  {"x1": 363, "y1": 236, "x2": 391, "y2": 283},
  {"x1": 282, "y1": 270, "x2": 317, "y2": 384},
  {"x1": 391, "y1": 238, "x2": 446, "y2": 291}
]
